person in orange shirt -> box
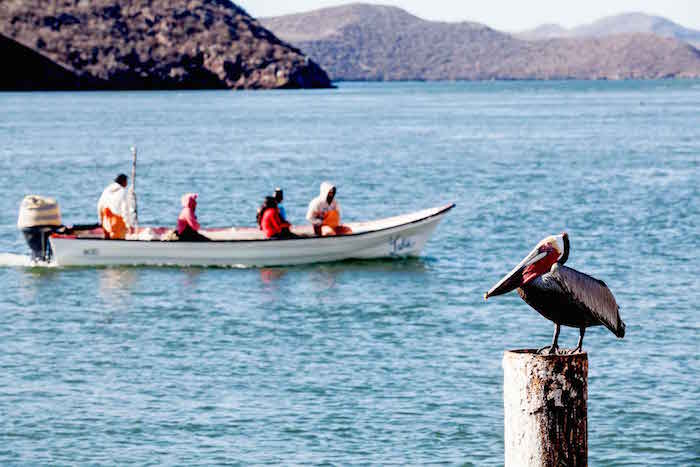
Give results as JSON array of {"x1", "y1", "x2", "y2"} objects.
[
  {"x1": 305, "y1": 182, "x2": 352, "y2": 236},
  {"x1": 97, "y1": 174, "x2": 134, "y2": 239}
]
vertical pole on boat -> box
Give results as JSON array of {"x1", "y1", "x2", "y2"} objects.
[
  {"x1": 130, "y1": 146, "x2": 138, "y2": 228},
  {"x1": 503, "y1": 350, "x2": 588, "y2": 466}
]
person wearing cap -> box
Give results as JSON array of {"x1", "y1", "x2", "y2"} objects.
[
  {"x1": 305, "y1": 182, "x2": 352, "y2": 236},
  {"x1": 274, "y1": 188, "x2": 287, "y2": 222},
  {"x1": 97, "y1": 173, "x2": 134, "y2": 239}
]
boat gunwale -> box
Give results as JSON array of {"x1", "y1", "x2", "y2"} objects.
[{"x1": 50, "y1": 203, "x2": 455, "y2": 245}]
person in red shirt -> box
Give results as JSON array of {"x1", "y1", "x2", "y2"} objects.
[{"x1": 259, "y1": 196, "x2": 296, "y2": 239}]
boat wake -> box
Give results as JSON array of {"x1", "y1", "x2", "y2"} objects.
[{"x1": 0, "y1": 252, "x2": 54, "y2": 268}]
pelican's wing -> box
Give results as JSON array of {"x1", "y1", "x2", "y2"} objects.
[{"x1": 552, "y1": 265, "x2": 626, "y2": 337}]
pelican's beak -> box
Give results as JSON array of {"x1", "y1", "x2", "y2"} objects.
[{"x1": 484, "y1": 246, "x2": 549, "y2": 300}]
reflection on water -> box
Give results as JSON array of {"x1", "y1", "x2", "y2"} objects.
[
  {"x1": 12, "y1": 258, "x2": 428, "y2": 305},
  {"x1": 292, "y1": 257, "x2": 429, "y2": 276},
  {"x1": 260, "y1": 258, "x2": 428, "y2": 286},
  {"x1": 16, "y1": 265, "x2": 63, "y2": 302},
  {"x1": 260, "y1": 268, "x2": 287, "y2": 284},
  {"x1": 180, "y1": 268, "x2": 204, "y2": 288},
  {"x1": 5, "y1": 257, "x2": 429, "y2": 310},
  {"x1": 98, "y1": 267, "x2": 139, "y2": 301},
  {"x1": 98, "y1": 269, "x2": 139, "y2": 325}
]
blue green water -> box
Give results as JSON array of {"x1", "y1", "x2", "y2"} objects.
[{"x1": 0, "y1": 81, "x2": 698, "y2": 465}]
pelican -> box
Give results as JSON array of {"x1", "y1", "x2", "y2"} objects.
[{"x1": 484, "y1": 233, "x2": 625, "y2": 354}]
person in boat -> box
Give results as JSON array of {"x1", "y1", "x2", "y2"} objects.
[
  {"x1": 259, "y1": 196, "x2": 297, "y2": 239},
  {"x1": 306, "y1": 182, "x2": 352, "y2": 236},
  {"x1": 176, "y1": 193, "x2": 210, "y2": 241},
  {"x1": 97, "y1": 173, "x2": 134, "y2": 239},
  {"x1": 274, "y1": 188, "x2": 287, "y2": 222}
]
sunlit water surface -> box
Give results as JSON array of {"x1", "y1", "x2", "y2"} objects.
[{"x1": 0, "y1": 81, "x2": 698, "y2": 465}]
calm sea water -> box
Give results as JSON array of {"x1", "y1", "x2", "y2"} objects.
[{"x1": 0, "y1": 81, "x2": 698, "y2": 465}]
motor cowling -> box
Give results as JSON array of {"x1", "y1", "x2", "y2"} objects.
[{"x1": 17, "y1": 195, "x2": 62, "y2": 261}]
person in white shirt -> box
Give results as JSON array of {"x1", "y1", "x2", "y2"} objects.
[
  {"x1": 97, "y1": 174, "x2": 134, "y2": 239},
  {"x1": 305, "y1": 182, "x2": 352, "y2": 236}
]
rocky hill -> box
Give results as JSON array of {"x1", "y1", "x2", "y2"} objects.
[
  {"x1": 0, "y1": 0, "x2": 332, "y2": 90},
  {"x1": 262, "y1": 4, "x2": 700, "y2": 81},
  {"x1": 518, "y1": 12, "x2": 700, "y2": 49}
]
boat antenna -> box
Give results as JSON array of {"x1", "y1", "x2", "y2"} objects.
[{"x1": 130, "y1": 146, "x2": 138, "y2": 228}]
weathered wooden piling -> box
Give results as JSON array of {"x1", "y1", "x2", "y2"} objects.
[{"x1": 503, "y1": 350, "x2": 588, "y2": 467}]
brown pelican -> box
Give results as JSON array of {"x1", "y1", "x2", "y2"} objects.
[{"x1": 484, "y1": 233, "x2": 625, "y2": 354}]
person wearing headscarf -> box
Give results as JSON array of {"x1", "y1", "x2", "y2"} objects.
[{"x1": 176, "y1": 193, "x2": 210, "y2": 241}]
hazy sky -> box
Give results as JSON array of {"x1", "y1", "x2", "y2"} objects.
[{"x1": 238, "y1": 0, "x2": 700, "y2": 31}]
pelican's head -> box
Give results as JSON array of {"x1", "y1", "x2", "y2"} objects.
[{"x1": 484, "y1": 233, "x2": 569, "y2": 299}]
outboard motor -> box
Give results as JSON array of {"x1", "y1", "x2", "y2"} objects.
[{"x1": 17, "y1": 195, "x2": 62, "y2": 262}]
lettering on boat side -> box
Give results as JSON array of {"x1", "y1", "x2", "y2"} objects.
[
  {"x1": 389, "y1": 235, "x2": 414, "y2": 256},
  {"x1": 83, "y1": 248, "x2": 99, "y2": 256}
]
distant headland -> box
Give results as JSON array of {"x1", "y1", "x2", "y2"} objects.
[
  {"x1": 3, "y1": 2, "x2": 699, "y2": 90},
  {"x1": 262, "y1": 4, "x2": 700, "y2": 81},
  {"x1": 515, "y1": 12, "x2": 700, "y2": 49},
  {"x1": 0, "y1": 0, "x2": 332, "y2": 91}
]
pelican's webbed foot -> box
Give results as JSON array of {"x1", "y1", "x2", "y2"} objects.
[
  {"x1": 537, "y1": 344, "x2": 559, "y2": 355},
  {"x1": 568, "y1": 328, "x2": 585, "y2": 354},
  {"x1": 538, "y1": 324, "x2": 561, "y2": 355}
]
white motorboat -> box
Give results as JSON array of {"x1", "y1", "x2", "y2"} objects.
[{"x1": 45, "y1": 204, "x2": 454, "y2": 267}]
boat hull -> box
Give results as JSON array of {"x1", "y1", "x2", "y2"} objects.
[{"x1": 50, "y1": 205, "x2": 453, "y2": 267}]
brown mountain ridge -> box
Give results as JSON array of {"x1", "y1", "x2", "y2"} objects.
[
  {"x1": 262, "y1": 4, "x2": 700, "y2": 81},
  {"x1": 0, "y1": 0, "x2": 332, "y2": 90}
]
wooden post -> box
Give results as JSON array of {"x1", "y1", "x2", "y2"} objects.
[{"x1": 503, "y1": 349, "x2": 588, "y2": 467}]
